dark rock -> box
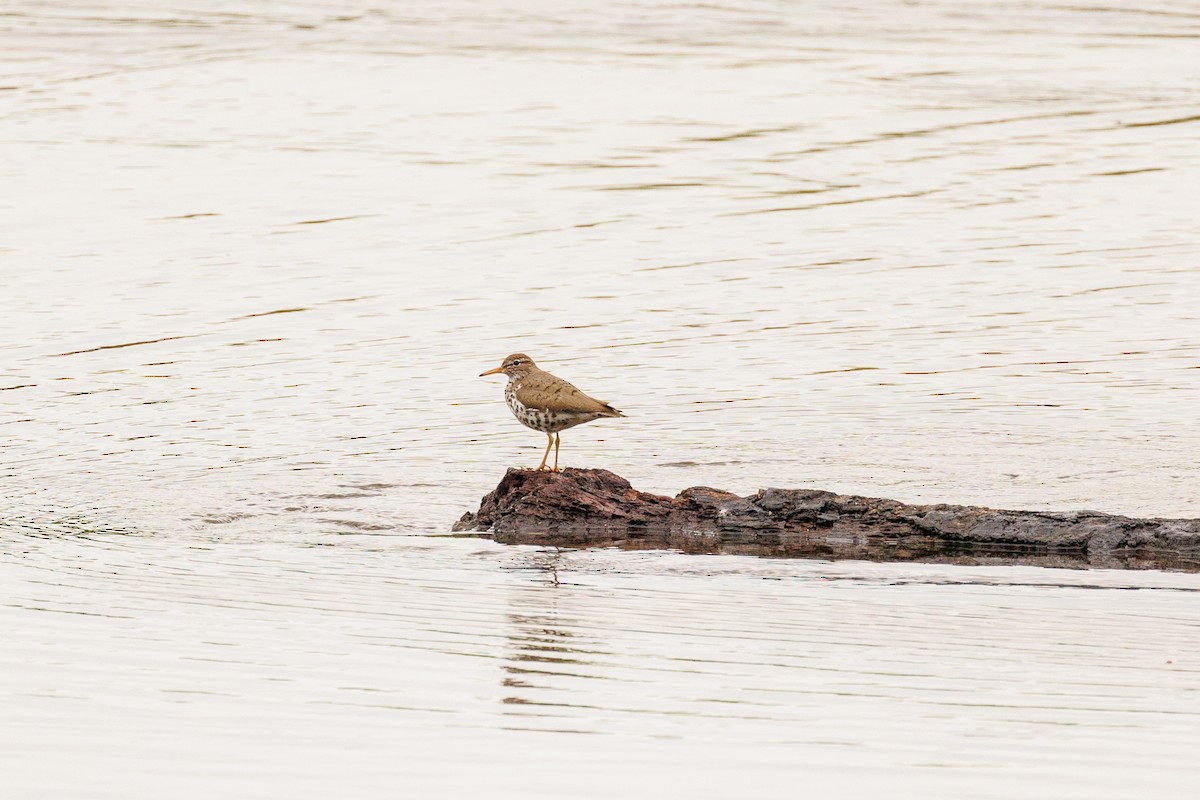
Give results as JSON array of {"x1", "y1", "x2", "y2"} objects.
[{"x1": 453, "y1": 468, "x2": 1200, "y2": 572}]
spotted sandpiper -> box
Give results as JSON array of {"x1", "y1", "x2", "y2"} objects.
[{"x1": 480, "y1": 353, "x2": 626, "y2": 472}]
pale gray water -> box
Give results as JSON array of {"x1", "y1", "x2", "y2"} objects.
[{"x1": 2, "y1": 1, "x2": 1199, "y2": 797}]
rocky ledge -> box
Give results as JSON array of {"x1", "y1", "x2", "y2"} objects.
[{"x1": 453, "y1": 468, "x2": 1200, "y2": 572}]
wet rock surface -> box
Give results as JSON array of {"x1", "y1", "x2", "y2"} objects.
[{"x1": 453, "y1": 468, "x2": 1200, "y2": 572}]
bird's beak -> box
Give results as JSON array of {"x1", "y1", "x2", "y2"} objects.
[{"x1": 479, "y1": 366, "x2": 504, "y2": 377}]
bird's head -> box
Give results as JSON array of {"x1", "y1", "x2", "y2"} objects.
[{"x1": 479, "y1": 353, "x2": 537, "y2": 379}]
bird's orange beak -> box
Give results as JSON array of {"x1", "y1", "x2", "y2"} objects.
[{"x1": 479, "y1": 366, "x2": 505, "y2": 377}]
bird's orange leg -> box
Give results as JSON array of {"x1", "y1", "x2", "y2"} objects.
[
  {"x1": 552, "y1": 433, "x2": 561, "y2": 472},
  {"x1": 537, "y1": 432, "x2": 554, "y2": 471}
]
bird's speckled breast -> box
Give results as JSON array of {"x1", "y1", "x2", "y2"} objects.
[{"x1": 505, "y1": 380, "x2": 597, "y2": 433}]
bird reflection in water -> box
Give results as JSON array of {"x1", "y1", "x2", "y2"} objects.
[{"x1": 499, "y1": 551, "x2": 609, "y2": 730}]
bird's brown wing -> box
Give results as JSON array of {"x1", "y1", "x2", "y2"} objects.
[{"x1": 515, "y1": 371, "x2": 622, "y2": 415}]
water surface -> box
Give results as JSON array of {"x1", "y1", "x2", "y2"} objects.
[{"x1": 2, "y1": 1, "x2": 1198, "y2": 797}]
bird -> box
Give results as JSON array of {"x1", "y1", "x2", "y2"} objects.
[{"x1": 480, "y1": 353, "x2": 626, "y2": 472}]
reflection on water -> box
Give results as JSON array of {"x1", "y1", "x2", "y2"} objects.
[
  {"x1": 2, "y1": 0, "x2": 1199, "y2": 797},
  {"x1": 5, "y1": 533, "x2": 1198, "y2": 798}
]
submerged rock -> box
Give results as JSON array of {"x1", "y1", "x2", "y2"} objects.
[{"x1": 453, "y1": 468, "x2": 1200, "y2": 572}]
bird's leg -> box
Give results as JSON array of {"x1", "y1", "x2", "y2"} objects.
[
  {"x1": 537, "y1": 432, "x2": 554, "y2": 471},
  {"x1": 552, "y1": 433, "x2": 561, "y2": 472}
]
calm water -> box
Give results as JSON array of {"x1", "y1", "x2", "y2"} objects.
[{"x1": 2, "y1": 1, "x2": 1199, "y2": 797}]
